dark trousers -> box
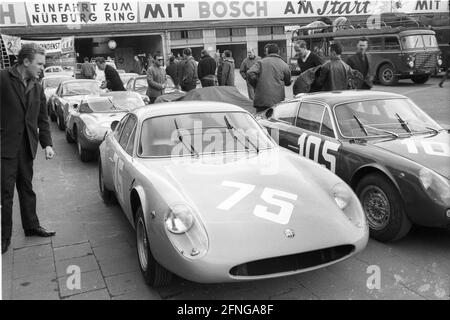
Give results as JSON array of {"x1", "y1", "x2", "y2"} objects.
[
  {"x1": 200, "y1": 78, "x2": 216, "y2": 88},
  {"x1": 181, "y1": 82, "x2": 197, "y2": 92},
  {"x1": 149, "y1": 96, "x2": 157, "y2": 104},
  {"x1": 439, "y1": 68, "x2": 450, "y2": 85},
  {"x1": 1, "y1": 136, "x2": 40, "y2": 240},
  {"x1": 254, "y1": 106, "x2": 270, "y2": 114}
]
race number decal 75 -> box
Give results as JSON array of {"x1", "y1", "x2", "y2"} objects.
[{"x1": 217, "y1": 181, "x2": 298, "y2": 224}]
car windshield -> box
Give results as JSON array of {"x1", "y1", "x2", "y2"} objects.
[
  {"x1": 62, "y1": 82, "x2": 101, "y2": 96},
  {"x1": 90, "y1": 93, "x2": 144, "y2": 112},
  {"x1": 120, "y1": 73, "x2": 138, "y2": 85},
  {"x1": 139, "y1": 111, "x2": 275, "y2": 157},
  {"x1": 43, "y1": 77, "x2": 73, "y2": 89},
  {"x1": 135, "y1": 78, "x2": 148, "y2": 93},
  {"x1": 402, "y1": 35, "x2": 438, "y2": 49},
  {"x1": 335, "y1": 98, "x2": 442, "y2": 138}
]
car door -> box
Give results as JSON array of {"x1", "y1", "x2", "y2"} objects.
[
  {"x1": 293, "y1": 102, "x2": 342, "y2": 174},
  {"x1": 262, "y1": 101, "x2": 300, "y2": 148},
  {"x1": 113, "y1": 115, "x2": 137, "y2": 221}
]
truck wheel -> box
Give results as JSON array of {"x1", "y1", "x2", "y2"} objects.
[
  {"x1": 378, "y1": 64, "x2": 398, "y2": 86},
  {"x1": 356, "y1": 173, "x2": 411, "y2": 242}
]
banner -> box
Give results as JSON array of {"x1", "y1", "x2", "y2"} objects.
[
  {"x1": 0, "y1": 2, "x2": 28, "y2": 26},
  {"x1": 1, "y1": 34, "x2": 21, "y2": 55},
  {"x1": 60, "y1": 36, "x2": 74, "y2": 54},
  {"x1": 138, "y1": 0, "x2": 450, "y2": 23},
  {"x1": 26, "y1": 1, "x2": 138, "y2": 25}
]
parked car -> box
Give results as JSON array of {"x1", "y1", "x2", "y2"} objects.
[
  {"x1": 42, "y1": 75, "x2": 74, "y2": 121},
  {"x1": 44, "y1": 65, "x2": 74, "y2": 77},
  {"x1": 125, "y1": 75, "x2": 183, "y2": 104},
  {"x1": 51, "y1": 79, "x2": 102, "y2": 130},
  {"x1": 65, "y1": 91, "x2": 145, "y2": 162},
  {"x1": 257, "y1": 90, "x2": 450, "y2": 241},
  {"x1": 119, "y1": 72, "x2": 138, "y2": 86},
  {"x1": 98, "y1": 101, "x2": 368, "y2": 287}
]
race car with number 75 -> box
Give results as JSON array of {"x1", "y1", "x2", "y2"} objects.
[
  {"x1": 98, "y1": 101, "x2": 368, "y2": 287},
  {"x1": 257, "y1": 91, "x2": 450, "y2": 242}
]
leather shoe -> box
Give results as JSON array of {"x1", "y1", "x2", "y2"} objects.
[
  {"x1": 24, "y1": 226, "x2": 56, "y2": 237},
  {"x1": 2, "y1": 238, "x2": 11, "y2": 254}
]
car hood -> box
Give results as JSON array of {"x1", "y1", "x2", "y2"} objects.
[
  {"x1": 368, "y1": 131, "x2": 450, "y2": 179},
  {"x1": 82, "y1": 112, "x2": 127, "y2": 128},
  {"x1": 137, "y1": 150, "x2": 366, "y2": 255}
]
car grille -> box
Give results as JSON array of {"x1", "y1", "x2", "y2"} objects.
[
  {"x1": 415, "y1": 52, "x2": 437, "y2": 69},
  {"x1": 229, "y1": 245, "x2": 355, "y2": 277}
]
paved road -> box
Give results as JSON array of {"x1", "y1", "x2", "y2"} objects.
[{"x1": 2, "y1": 72, "x2": 449, "y2": 300}]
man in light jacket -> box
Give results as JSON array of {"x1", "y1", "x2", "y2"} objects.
[
  {"x1": 239, "y1": 49, "x2": 260, "y2": 100},
  {"x1": 247, "y1": 43, "x2": 291, "y2": 113},
  {"x1": 146, "y1": 54, "x2": 166, "y2": 103}
]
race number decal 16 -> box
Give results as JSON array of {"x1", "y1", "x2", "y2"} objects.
[{"x1": 217, "y1": 181, "x2": 298, "y2": 225}]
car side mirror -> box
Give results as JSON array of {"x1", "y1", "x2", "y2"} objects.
[{"x1": 111, "y1": 120, "x2": 119, "y2": 131}]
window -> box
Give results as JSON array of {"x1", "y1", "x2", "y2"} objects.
[
  {"x1": 384, "y1": 37, "x2": 400, "y2": 50},
  {"x1": 272, "y1": 26, "x2": 284, "y2": 35},
  {"x1": 272, "y1": 102, "x2": 299, "y2": 124},
  {"x1": 320, "y1": 110, "x2": 335, "y2": 138},
  {"x1": 125, "y1": 125, "x2": 136, "y2": 155},
  {"x1": 231, "y1": 28, "x2": 246, "y2": 37},
  {"x1": 119, "y1": 116, "x2": 137, "y2": 150},
  {"x1": 258, "y1": 27, "x2": 272, "y2": 36},
  {"x1": 114, "y1": 115, "x2": 129, "y2": 140},
  {"x1": 216, "y1": 28, "x2": 232, "y2": 38},
  {"x1": 369, "y1": 37, "x2": 383, "y2": 50},
  {"x1": 340, "y1": 38, "x2": 358, "y2": 52},
  {"x1": 296, "y1": 103, "x2": 325, "y2": 133}
]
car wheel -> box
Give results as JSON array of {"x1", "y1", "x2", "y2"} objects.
[
  {"x1": 77, "y1": 133, "x2": 93, "y2": 162},
  {"x1": 56, "y1": 110, "x2": 65, "y2": 131},
  {"x1": 65, "y1": 128, "x2": 75, "y2": 143},
  {"x1": 411, "y1": 75, "x2": 430, "y2": 84},
  {"x1": 356, "y1": 173, "x2": 411, "y2": 242},
  {"x1": 136, "y1": 206, "x2": 172, "y2": 287},
  {"x1": 48, "y1": 103, "x2": 56, "y2": 122},
  {"x1": 98, "y1": 160, "x2": 115, "y2": 204},
  {"x1": 378, "y1": 64, "x2": 398, "y2": 86}
]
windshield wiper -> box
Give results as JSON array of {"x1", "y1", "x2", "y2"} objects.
[
  {"x1": 395, "y1": 113, "x2": 412, "y2": 134},
  {"x1": 174, "y1": 119, "x2": 199, "y2": 158},
  {"x1": 353, "y1": 115, "x2": 399, "y2": 138},
  {"x1": 408, "y1": 121, "x2": 441, "y2": 135},
  {"x1": 224, "y1": 115, "x2": 259, "y2": 154}
]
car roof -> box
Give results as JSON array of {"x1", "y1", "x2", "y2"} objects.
[
  {"x1": 132, "y1": 101, "x2": 249, "y2": 119},
  {"x1": 291, "y1": 90, "x2": 408, "y2": 106},
  {"x1": 60, "y1": 79, "x2": 99, "y2": 84}
]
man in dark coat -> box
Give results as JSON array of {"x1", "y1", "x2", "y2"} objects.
[
  {"x1": 198, "y1": 49, "x2": 217, "y2": 87},
  {"x1": 181, "y1": 48, "x2": 198, "y2": 92},
  {"x1": 1, "y1": 43, "x2": 56, "y2": 254},
  {"x1": 166, "y1": 56, "x2": 181, "y2": 88},
  {"x1": 346, "y1": 37, "x2": 374, "y2": 89},
  {"x1": 316, "y1": 42, "x2": 352, "y2": 91},
  {"x1": 220, "y1": 50, "x2": 235, "y2": 86},
  {"x1": 95, "y1": 57, "x2": 125, "y2": 91}
]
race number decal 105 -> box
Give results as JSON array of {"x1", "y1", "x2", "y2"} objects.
[
  {"x1": 217, "y1": 181, "x2": 298, "y2": 225},
  {"x1": 298, "y1": 133, "x2": 340, "y2": 173}
]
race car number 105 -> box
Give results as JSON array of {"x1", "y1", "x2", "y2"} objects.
[{"x1": 217, "y1": 181, "x2": 298, "y2": 225}]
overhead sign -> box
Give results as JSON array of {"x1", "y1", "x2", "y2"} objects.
[{"x1": 25, "y1": 1, "x2": 138, "y2": 25}]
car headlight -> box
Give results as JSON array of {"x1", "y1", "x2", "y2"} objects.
[
  {"x1": 419, "y1": 168, "x2": 450, "y2": 204},
  {"x1": 407, "y1": 55, "x2": 415, "y2": 68},
  {"x1": 332, "y1": 183, "x2": 365, "y2": 228},
  {"x1": 165, "y1": 204, "x2": 194, "y2": 234},
  {"x1": 333, "y1": 183, "x2": 352, "y2": 210},
  {"x1": 84, "y1": 126, "x2": 95, "y2": 139}
]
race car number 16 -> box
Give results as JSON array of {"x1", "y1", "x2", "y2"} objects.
[{"x1": 217, "y1": 181, "x2": 298, "y2": 224}]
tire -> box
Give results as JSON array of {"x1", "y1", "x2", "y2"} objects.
[
  {"x1": 411, "y1": 75, "x2": 430, "y2": 84},
  {"x1": 136, "y1": 206, "x2": 172, "y2": 287},
  {"x1": 98, "y1": 160, "x2": 115, "y2": 204},
  {"x1": 56, "y1": 110, "x2": 65, "y2": 131},
  {"x1": 48, "y1": 103, "x2": 56, "y2": 122},
  {"x1": 77, "y1": 132, "x2": 94, "y2": 162},
  {"x1": 66, "y1": 128, "x2": 75, "y2": 143},
  {"x1": 378, "y1": 64, "x2": 398, "y2": 86},
  {"x1": 356, "y1": 173, "x2": 412, "y2": 242}
]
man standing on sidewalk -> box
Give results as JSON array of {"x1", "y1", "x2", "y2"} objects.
[
  {"x1": 1, "y1": 43, "x2": 56, "y2": 254},
  {"x1": 181, "y1": 48, "x2": 198, "y2": 92},
  {"x1": 239, "y1": 49, "x2": 260, "y2": 100},
  {"x1": 346, "y1": 37, "x2": 374, "y2": 89}
]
